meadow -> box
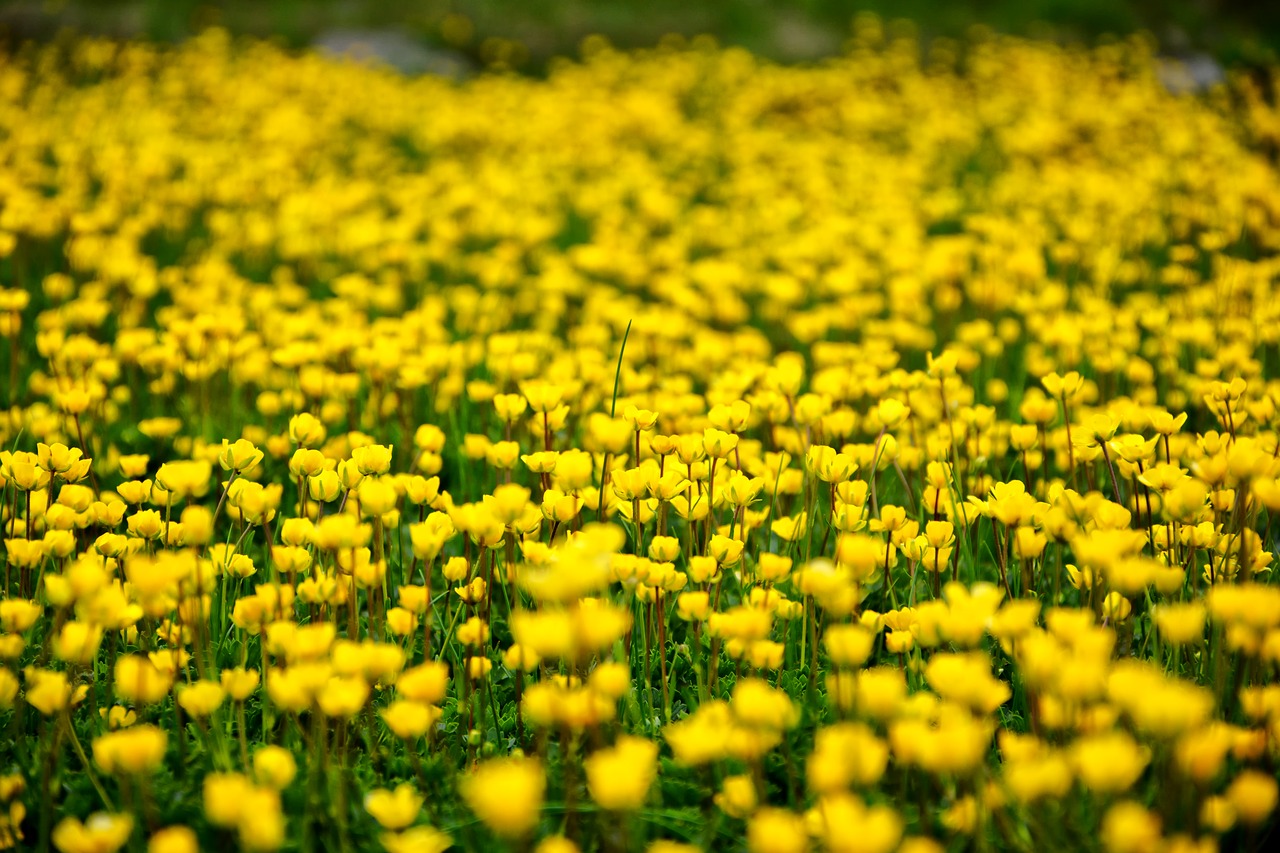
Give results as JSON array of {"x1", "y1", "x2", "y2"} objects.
[{"x1": 2, "y1": 20, "x2": 1280, "y2": 853}]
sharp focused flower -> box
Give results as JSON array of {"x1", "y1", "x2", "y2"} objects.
[{"x1": 219, "y1": 439, "x2": 264, "y2": 473}]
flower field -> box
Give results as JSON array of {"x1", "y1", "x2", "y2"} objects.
[{"x1": 4, "y1": 20, "x2": 1280, "y2": 853}]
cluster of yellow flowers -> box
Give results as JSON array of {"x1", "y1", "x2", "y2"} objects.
[{"x1": 3, "y1": 19, "x2": 1280, "y2": 853}]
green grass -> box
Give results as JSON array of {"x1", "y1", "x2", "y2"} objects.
[{"x1": 2, "y1": 0, "x2": 1279, "y2": 65}]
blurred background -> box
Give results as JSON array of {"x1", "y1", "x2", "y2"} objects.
[{"x1": 1, "y1": 0, "x2": 1277, "y2": 70}]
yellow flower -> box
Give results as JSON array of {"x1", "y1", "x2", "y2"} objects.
[
  {"x1": 1071, "y1": 732, "x2": 1149, "y2": 794},
  {"x1": 841, "y1": 667, "x2": 906, "y2": 720},
  {"x1": 237, "y1": 786, "x2": 285, "y2": 851},
  {"x1": 1154, "y1": 602, "x2": 1206, "y2": 645},
  {"x1": 309, "y1": 470, "x2": 343, "y2": 503},
  {"x1": 53, "y1": 621, "x2": 103, "y2": 665},
  {"x1": 176, "y1": 681, "x2": 224, "y2": 718},
  {"x1": 220, "y1": 667, "x2": 260, "y2": 701},
  {"x1": 0, "y1": 599, "x2": 42, "y2": 633},
  {"x1": 365, "y1": 783, "x2": 424, "y2": 831},
  {"x1": 807, "y1": 445, "x2": 857, "y2": 484},
  {"x1": 623, "y1": 405, "x2": 659, "y2": 431},
  {"x1": 155, "y1": 460, "x2": 212, "y2": 500},
  {"x1": 2, "y1": 451, "x2": 48, "y2": 491},
  {"x1": 707, "y1": 606, "x2": 772, "y2": 644},
  {"x1": 1174, "y1": 725, "x2": 1233, "y2": 783},
  {"x1": 380, "y1": 826, "x2": 453, "y2": 853},
  {"x1": 533, "y1": 837, "x2": 580, "y2": 853},
  {"x1": 468, "y1": 657, "x2": 493, "y2": 681},
  {"x1": 352, "y1": 444, "x2": 394, "y2": 476},
  {"x1": 460, "y1": 758, "x2": 545, "y2": 838},
  {"x1": 589, "y1": 661, "x2": 631, "y2": 698},
  {"x1": 646, "y1": 843, "x2": 701, "y2": 853},
  {"x1": 288, "y1": 414, "x2": 327, "y2": 447},
  {"x1": 380, "y1": 700, "x2": 441, "y2": 740},
  {"x1": 807, "y1": 722, "x2": 889, "y2": 792},
  {"x1": 24, "y1": 669, "x2": 82, "y2": 717},
  {"x1": 100, "y1": 706, "x2": 137, "y2": 730},
  {"x1": 126, "y1": 509, "x2": 166, "y2": 540},
  {"x1": 1100, "y1": 801, "x2": 1160, "y2": 853},
  {"x1": 834, "y1": 532, "x2": 885, "y2": 578},
  {"x1": 1226, "y1": 770, "x2": 1278, "y2": 825},
  {"x1": 747, "y1": 807, "x2": 807, "y2": 853},
  {"x1": 386, "y1": 607, "x2": 418, "y2": 637},
  {"x1": 219, "y1": 438, "x2": 264, "y2": 473},
  {"x1": 702, "y1": 428, "x2": 739, "y2": 459},
  {"x1": 1101, "y1": 592, "x2": 1133, "y2": 624},
  {"x1": 731, "y1": 679, "x2": 799, "y2": 730},
  {"x1": 714, "y1": 774, "x2": 758, "y2": 818},
  {"x1": 358, "y1": 476, "x2": 399, "y2": 518},
  {"x1": 684, "y1": 555, "x2": 719, "y2": 584},
  {"x1": 1, "y1": 801, "x2": 25, "y2": 848},
  {"x1": 676, "y1": 591, "x2": 711, "y2": 622},
  {"x1": 37, "y1": 442, "x2": 84, "y2": 475},
  {"x1": 253, "y1": 746, "x2": 297, "y2": 791},
  {"x1": 815, "y1": 794, "x2": 903, "y2": 853},
  {"x1": 876, "y1": 398, "x2": 911, "y2": 430},
  {"x1": 1149, "y1": 411, "x2": 1188, "y2": 436},
  {"x1": 770, "y1": 513, "x2": 808, "y2": 543},
  {"x1": 584, "y1": 736, "x2": 658, "y2": 811},
  {"x1": 1041, "y1": 371, "x2": 1083, "y2": 403},
  {"x1": 1201, "y1": 796, "x2": 1236, "y2": 833},
  {"x1": 147, "y1": 826, "x2": 198, "y2": 853},
  {"x1": 924, "y1": 652, "x2": 1010, "y2": 714},
  {"x1": 824, "y1": 624, "x2": 874, "y2": 667},
  {"x1": 317, "y1": 676, "x2": 369, "y2": 718},
  {"x1": 498, "y1": 644, "x2": 539, "y2": 674},
  {"x1": 52, "y1": 813, "x2": 133, "y2": 853},
  {"x1": 756, "y1": 553, "x2": 792, "y2": 582},
  {"x1": 93, "y1": 725, "x2": 167, "y2": 776},
  {"x1": 889, "y1": 706, "x2": 991, "y2": 776},
  {"x1": 0, "y1": 637, "x2": 27, "y2": 671},
  {"x1": 114, "y1": 656, "x2": 174, "y2": 706},
  {"x1": 1003, "y1": 751, "x2": 1073, "y2": 804},
  {"x1": 204, "y1": 773, "x2": 252, "y2": 827},
  {"x1": 456, "y1": 616, "x2": 490, "y2": 647},
  {"x1": 0, "y1": 773, "x2": 21, "y2": 799},
  {"x1": 396, "y1": 662, "x2": 450, "y2": 704},
  {"x1": 708, "y1": 534, "x2": 745, "y2": 567}
]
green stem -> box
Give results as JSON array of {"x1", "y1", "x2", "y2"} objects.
[{"x1": 63, "y1": 713, "x2": 115, "y2": 809}]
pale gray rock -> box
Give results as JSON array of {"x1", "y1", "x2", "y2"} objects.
[
  {"x1": 1157, "y1": 53, "x2": 1226, "y2": 94},
  {"x1": 314, "y1": 28, "x2": 475, "y2": 78}
]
